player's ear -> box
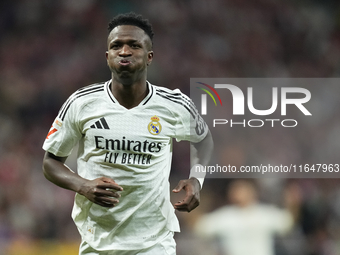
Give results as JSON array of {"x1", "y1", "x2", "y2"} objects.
[
  {"x1": 106, "y1": 51, "x2": 110, "y2": 67},
  {"x1": 147, "y1": 51, "x2": 153, "y2": 66}
]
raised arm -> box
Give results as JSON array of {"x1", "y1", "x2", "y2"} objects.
[
  {"x1": 173, "y1": 130, "x2": 214, "y2": 212},
  {"x1": 43, "y1": 152, "x2": 123, "y2": 207}
]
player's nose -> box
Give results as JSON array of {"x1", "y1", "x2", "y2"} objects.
[{"x1": 119, "y1": 44, "x2": 132, "y2": 56}]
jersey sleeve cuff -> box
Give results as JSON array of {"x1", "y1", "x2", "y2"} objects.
[{"x1": 189, "y1": 164, "x2": 206, "y2": 189}]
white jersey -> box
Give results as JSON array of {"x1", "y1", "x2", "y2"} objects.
[
  {"x1": 195, "y1": 204, "x2": 293, "y2": 255},
  {"x1": 43, "y1": 80, "x2": 208, "y2": 251}
]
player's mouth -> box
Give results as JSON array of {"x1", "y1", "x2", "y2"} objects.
[{"x1": 119, "y1": 59, "x2": 131, "y2": 66}]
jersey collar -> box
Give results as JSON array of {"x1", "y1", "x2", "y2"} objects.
[{"x1": 105, "y1": 80, "x2": 154, "y2": 107}]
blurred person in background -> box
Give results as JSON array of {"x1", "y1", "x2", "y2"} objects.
[
  {"x1": 194, "y1": 179, "x2": 300, "y2": 255},
  {"x1": 42, "y1": 12, "x2": 213, "y2": 255}
]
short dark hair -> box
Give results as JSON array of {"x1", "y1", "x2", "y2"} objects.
[{"x1": 108, "y1": 12, "x2": 154, "y2": 44}]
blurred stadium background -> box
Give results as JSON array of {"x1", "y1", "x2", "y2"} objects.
[{"x1": 1, "y1": 0, "x2": 340, "y2": 254}]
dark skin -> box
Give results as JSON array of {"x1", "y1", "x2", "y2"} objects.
[
  {"x1": 43, "y1": 152, "x2": 122, "y2": 208},
  {"x1": 43, "y1": 25, "x2": 213, "y2": 212},
  {"x1": 106, "y1": 25, "x2": 153, "y2": 109},
  {"x1": 173, "y1": 130, "x2": 213, "y2": 212}
]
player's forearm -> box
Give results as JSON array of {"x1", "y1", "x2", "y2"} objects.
[
  {"x1": 189, "y1": 130, "x2": 213, "y2": 188},
  {"x1": 42, "y1": 152, "x2": 86, "y2": 193}
]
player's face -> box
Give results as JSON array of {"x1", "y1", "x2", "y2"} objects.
[
  {"x1": 228, "y1": 181, "x2": 257, "y2": 207},
  {"x1": 106, "y1": 25, "x2": 153, "y2": 83}
]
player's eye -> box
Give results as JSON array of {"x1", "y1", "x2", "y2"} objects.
[
  {"x1": 110, "y1": 44, "x2": 120, "y2": 49},
  {"x1": 131, "y1": 44, "x2": 140, "y2": 48}
]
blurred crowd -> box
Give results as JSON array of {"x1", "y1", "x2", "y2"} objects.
[{"x1": 1, "y1": 0, "x2": 340, "y2": 254}]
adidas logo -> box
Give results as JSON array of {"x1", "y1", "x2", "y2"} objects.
[{"x1": 90, "y1": 117, "x2": 110, "y2": 129}]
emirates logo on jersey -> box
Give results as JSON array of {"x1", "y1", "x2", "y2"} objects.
[{"x1": 148, "y1": 115, "x2": 162, "y2": 135}]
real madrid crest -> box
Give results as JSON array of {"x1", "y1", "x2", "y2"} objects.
[{"x1": 148, "y1": 115, "x2": 162, "y2": 135}]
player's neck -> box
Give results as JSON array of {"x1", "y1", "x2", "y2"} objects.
[{"x1": 111, "y1": 78, "x2": 148, "y2": 109}]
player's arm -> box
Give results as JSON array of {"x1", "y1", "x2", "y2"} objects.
[
  {"x1": 173, "y1": 130, "x2": 213, "y2": 212},
  {"x1": 42, "y1": 152, "x2": 123, "y2": 207}
]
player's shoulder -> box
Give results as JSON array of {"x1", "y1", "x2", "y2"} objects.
[
  {"x1": 58, "y1": 81, "x2": 106, "y2": 121},
  {"x1": 152, "y1": 84, "x2": 188, "y2": 98},
  {"x1": 71, "y1": 82, "x2": 106, "y2": 98},
  {"x1": 67, "y1": 82, "x2": 106, "y2": 105},
  {"x1": 151, "y1": 83, "x2": 196, "y2": 117},
  {"x1": 152, "y1": 83, "x2": 193, "y2": 107}
]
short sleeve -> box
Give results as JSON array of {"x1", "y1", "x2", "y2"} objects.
[
  {"x1": 42, "y1": 95, "x2": 83, "y2": 157},
  {"x1": 175, "y1": 91, "x2": 208, "y2": 143}
]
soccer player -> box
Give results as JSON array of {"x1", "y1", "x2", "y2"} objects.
[
  {"x1": 194, "y1": 180, "x2": 295, "y2": 255},
  {"x1": 42, "y1": 12, "x2": 213, "y2": 255}
]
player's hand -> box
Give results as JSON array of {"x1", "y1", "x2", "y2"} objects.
[
  {"x1": 78, "y1": 177, "x2": 123, "y2": 208},
  {"x1": 172, "y1": 178, "x2": 200, "y2": 212}
]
